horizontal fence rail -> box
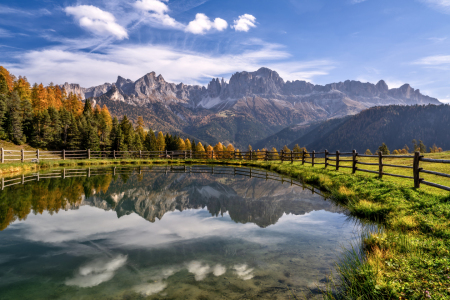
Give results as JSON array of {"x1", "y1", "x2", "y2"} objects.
[
  {"x1": 0, "y1": 166, "x2": 324, "y2": 197},
  {"x1": 1, "y1": 148, "x2": 449, "y2": 192}
]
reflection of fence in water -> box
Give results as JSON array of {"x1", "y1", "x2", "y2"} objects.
[{"x1": 0, "y1": 166, "x2": 323, "y2": 197}]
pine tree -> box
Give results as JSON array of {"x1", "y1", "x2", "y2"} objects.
[
  {"x1": 378, "y1": 143, "x2": 390, "y2": 155},
  {"x1": 0, "y1": 74, "x2": 9, "y2": 138},
  {"x1": 191, "y1": 139, "x2": 197, "y2": 152},
  {"x1": 156, "y1": 131, "x2": 166, "y2": 151},
  {"x1": 5, "y1": 92, "x2": 24, "y2": 144},
  {"x1": 144, "y1": 129, "x2": 157, "y2": 151},
  {"x1": 282, "y1": 145, "x2": 290, "y2": 153},
  {"x1": 293, "y1": 144, "x2": 302, "y2": 159},
  {"x1": 82, "y1": 122, "x2": 100, "y2": 150},
  {"x1": 136, "y1": 116, "x2": 145, "y2": 140},
  {"x1": 20, "y1": 97, "x2": 33, "y2": 142},
  {"x1": 66, "y1": 114, "x2": 81, "y2": 150},
  {"x1": 226, "y1": 144, "x2": 235, "y2": 159},
  {"x1": 131, "y1": 134, "x2": 143, "y2": 151},
  {"x1": 120, "y1": 115, "x2": 133, "y2": 149},
  {"x1": 33, "y1": 83, "x2": 48, "y2": 112},
  {"x1": 214, "y1": 142, "x2": 224, "y2": 158},
  {"x1": 48, "y1": 106, "x2": 62, "y2": 149},
  {"x1": 365, "y1": 149, "x2": 372, "y2": 155},
  {"x1": 419, "y1": 140, "x2": 427, "y2": 153},
  {"x1": 47, "y1": 83, "x2": 56, "y2": 108}
]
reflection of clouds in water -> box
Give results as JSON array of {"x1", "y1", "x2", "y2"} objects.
[
  {"x1": 186, "y1": 261, "x2": 227, "y2": 281},
  {"x1": 65, "y1": 255, "x2": 127, "y2": 288},
  {"x1": 10, "y1": 207, "x2": 343, "y2": 250},
  {"x1": 213, "y1": 264, "x2": 226, "y2": 276},
  {"x1": 187, "y1": 261, "x2": 211, "y2": 281},
  {"x1": 234, "y1": 264, "x2": 254, "y2": 280},
  {"x1": 133, "y1": 282, "x2": 167, "y2": 296}
]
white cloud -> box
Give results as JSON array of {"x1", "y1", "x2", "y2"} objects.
[
  {"x1": 185, "y1": 13, "x2": 228, "y2": 34},
  {"x1": 134, "y1": 0, "x2": 169, "y2": 15},
  {"x1": 351, "y1": 0, "x2": 367, "y2": 3},
  {"x1": 0, "y1": 28, "x2": 13, "y2": 38},
  {"x1": 413, "y1": 55, "x2": 450, "y2": 65},
  {"x1": 420, "y1": 0, "x2": 450, "y2": 13},
  {"x1": 65, "y1": 255, "x2": 128, "y2": 288},
  {"x1": 233, "y1": 264, "x2": 254, "y2": 280},
  {"x1": 232, "y1": 14, "x2": 257, "y2": 32},
  {"x1": 133, "y1": 282, "x2": 167, "y2": 296},
  {"x1": 65, "y1": 5, "x2": 128, "y2": 40},
  {"x1": 5, "y1": 40, "x2": 334, "y2": 87}
]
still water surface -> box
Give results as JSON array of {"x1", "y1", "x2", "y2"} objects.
[{"x1": 0, "y1": 166, "x2": 359, "y2": 299}]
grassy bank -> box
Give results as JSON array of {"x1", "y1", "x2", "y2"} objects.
[{"x1": 1, "y1": 158, "x2": 449, "y2": 298}]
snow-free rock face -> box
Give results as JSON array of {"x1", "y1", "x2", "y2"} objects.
[{"x1": 60, "y1": 67, "x2": 441, "y2": 147}]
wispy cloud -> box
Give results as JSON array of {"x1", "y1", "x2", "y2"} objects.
[
  {"x1": 413, "y1": 55, "x2": 450, "y2": 65},
  {"x1": 420, "y1": 0, "x2": 450, "y2": 13},
  {"x1": 232, "y1": 14, "x2": 257, "y2": 32},
  {"x1": 0, "y1": 28, "x2": 13, "y2": 38},
  {"x1": 351, "y1": 0, "x2": 368, "y2": 3},
  {"x1": 5, "y1": 41, "x2": 334, "y2": 87}
]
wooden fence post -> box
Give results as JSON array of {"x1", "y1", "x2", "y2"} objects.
[
  {"x1": 1, "y1": 148, "x2": 3, "y2": 163},
  {"x1": 113, "y1": 150, "x2": 116, "y2": 159},
  {"x1": 312, "y1": 150, "x2": 315, "y2": 167},
  {"x1": 324, "y1": 150, "x2": 328, "y2": 169},
  {"x1": 165, "y1": 150, "x2": 168, "y2": 159},
  {"x1": 212, "y1": 150, "x2": 214, "y2": 160},
  {"x1": 265, "y1": 150, "x2": 268, "y2": 161},
  {"x1": 88, "y1": 149, "x2": 91, "y2": 160},
  {"x1": 291, "y1": 151, "x2": 293, "y2": 163},
  {"x1": 63, "y1": 149, "x2": 65, "y2": 160},
  {"x1": 234, "y1": 150, "x2": 236, "y2": 160},
  {"x1": 139, "y1": 150, "x2": 142, "y2": 159},
  {"x1": 250, "y1": 151, "x2": 252, "y2": 161},
  {"x1": 413, "y1": 151, "x2": 421, "y2": 188},
  {"x1": 190, "y1": 150, "x2": 192, "y2": 159},
  {"x1": 281, "y1": 150, "x2": 284, "y2": 163},
  {"x1": 352, "y1": 150, "x2": 357, "y2": 174},
  {"x1": 302, "y1": 150, "x2": 305, "y2": 165},
  {"x1": 336, "y1": 150, "x2": 340, "y2": 171},
  {"x1": 21, "y1": 149, "x2": 24, "y2": 163},
  {"x1": 184, "y1": 151, "x2": 187, "y2": 160},
  {"x1": 378, "y1": 151, "x2": 383, "y2": 179},
  {"x1": 37, "y1": 149, "x2": 40, "y2": 161}
]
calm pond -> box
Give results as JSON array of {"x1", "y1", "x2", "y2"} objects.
[{"x1": 0, "y1": 166, "x2": 359, "y2": 299}]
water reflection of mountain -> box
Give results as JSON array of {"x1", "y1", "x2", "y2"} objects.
[{"x1": 83, "y1": 172, "x2": 341, "y2": 228}]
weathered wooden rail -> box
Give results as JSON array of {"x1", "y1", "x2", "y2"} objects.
[
  {"x1": 0, "y1": 165, "x2": 324, "y2": 197},
  {"x1": 1, "y1": 148, "x2": 449, "y2": 192}
]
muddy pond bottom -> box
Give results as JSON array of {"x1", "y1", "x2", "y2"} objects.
[{"x1": 0, "y1": 166, "x2": 359, "y2": 299}]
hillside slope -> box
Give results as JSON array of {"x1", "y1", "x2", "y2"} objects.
[{"x1": 297, "y1": 104, "x2": 450, "y2": 152}]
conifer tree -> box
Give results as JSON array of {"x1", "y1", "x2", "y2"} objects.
[
  {"x1": 365, "y1": 149, "x2": 372, "y2": 155},
  {"x1": 131, "y1": 134, "x2": 143, "y2": 151},
  {"x1": 0, "y1": 74, "x2": 9, "y2": 138},
  {"x1": 282, "y1": 145, "x2": 290, "y2": 153},
  {"x1": 144, "y1": 129, "x2": 157, "y2": 151},
  {"x1": 378, "y1": 143, "x2": 390, "y2": 155},
  {"x1": 191, "y1": 139, "x2": 197, "y2": 152},
  {"x1": 82, "y1": 122, "x2": 100, "y2": 150},
  {"x1": 419, "y1": 140, "x2": 427, "y2": 153},
  {"x1": 226, "y1": 144, "x2": 235, "y2": 159},
  {"x1": 66, "y1": 114, "x2": 81, "y2": 150},
  {"x1": 214, "y1": 142, "x2": 224, "y2": 158},
  {"x1": 0, "y1": 66, "x2": 14, "y2": 91},
  {"x1": 5, "y1": 92, "x2": 24, "y2": 144},
  {"x1": 136, "y1": 116, "x2": 145, "y2": 140},
  {"x1": 20, "y1": 96, "x2": 33, "y2": 142},
  {"x1": 47, "y1": 83, "x2": 56, "y2": 108},
  {"x1": 293, "y1": 144, "x2": 302, "y2": 159}
]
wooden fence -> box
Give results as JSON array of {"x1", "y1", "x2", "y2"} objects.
[
  {"x1": 0, "y1": 165, "x2": 324, "y2": 197},
  {"x1": 1, "y1": 148, "x2": 449, "y2": 192}
]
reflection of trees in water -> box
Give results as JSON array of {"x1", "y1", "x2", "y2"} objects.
[
  {"x1": 0, "y1": 167, "x2": 340, "y2": 231},
  {"x1": 0, "y1": 175, "x2": 113, "y2": 230}
]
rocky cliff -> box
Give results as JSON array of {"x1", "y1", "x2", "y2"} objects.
[{"x1": 60, "y1": 67, "x2": 441, "y2": 148}]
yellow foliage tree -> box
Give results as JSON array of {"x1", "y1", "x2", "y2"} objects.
[
  {"x1": 156, "y1": 131, "x2": 166, "y2": 152},
  {"x1": 213, "y1": 142, "x2": 223, "y2": 158},
  {"x1": 226, "y1": 144, "x2": 235, "y2": 159},
  {"x1": 271, "y1": 147, "x2": 279, "y2": 160},
  {"x1": 185, "y1": 139, "x2": 192, "y2": 151},
  {"x1": 13, "y1": 77, "x2": 31, "y2": 100},
  {"x1": 0, "y1": 66, "x2": 14, "y2": 92},
  {"x1": 178, "y1": 138, "x2": 186, "y2": 151},
  {"x1": 206, "y1": 145, "x2": 214, "y2": 159},
  {"x1": 101, "y1": 105, "x2": 113, "y2": 129}
]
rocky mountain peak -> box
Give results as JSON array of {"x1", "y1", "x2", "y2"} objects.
[{"x1": 376, "y1": 80, "x2": 389, "y2": 92}]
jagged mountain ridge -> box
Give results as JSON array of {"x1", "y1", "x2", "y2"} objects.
[
  {"x1": 60, "y1": 68, "x2": 440, "y2": 148},
  {"x1": 62, "y1": 67, "x2": 439, "y2": 109}
]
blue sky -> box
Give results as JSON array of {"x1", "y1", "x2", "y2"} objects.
[{"x1": 1, "y1": 0, "x2": 450, "y2": 101}]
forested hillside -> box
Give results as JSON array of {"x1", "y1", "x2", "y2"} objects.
[{"x1": 297, "y1": 104, "x2": 450, "y2": 153}]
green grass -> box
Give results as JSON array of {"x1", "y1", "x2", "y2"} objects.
[{"x1": 1, "y1": 155, "x2": 450, "y2": 299}]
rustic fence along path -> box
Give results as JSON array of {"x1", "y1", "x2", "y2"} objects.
[
  {"x1": 1, "y1": 148, "x2": 449, "y2": 192},
  {"x1": 0, "y1": 165, "x2": 324, "y2": 197}
]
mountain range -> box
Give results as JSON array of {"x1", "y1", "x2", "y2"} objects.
[{"x1": 61, "y1": 68, "x2": 441, "y2": 149}]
